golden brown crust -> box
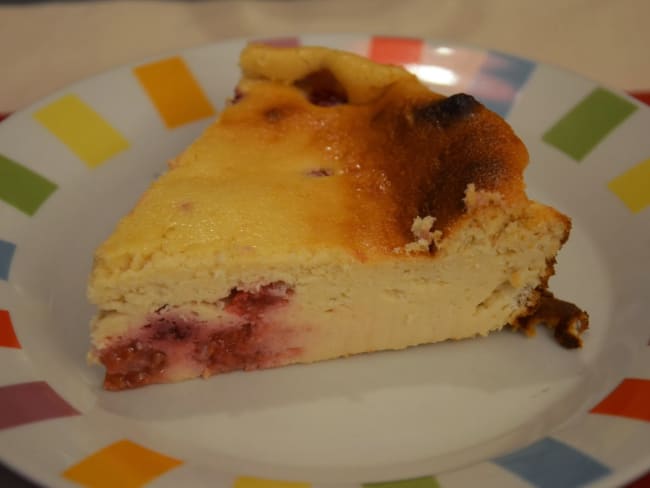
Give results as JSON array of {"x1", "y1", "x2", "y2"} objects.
[
  {"x1": 335, "y1": 89, "x2": 529, "y2": 249},
  {"x1": 91, "y1": 45, "x2": 570, "y2": 282},
  {"x1": 233, "y1": 49, "x2": 532, "y2": 256}
]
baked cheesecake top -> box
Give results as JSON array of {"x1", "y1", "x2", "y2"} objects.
[{"x1": 92, "y1": 44, "x2": 530, "y2": 275}]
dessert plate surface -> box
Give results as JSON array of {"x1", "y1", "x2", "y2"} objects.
[{"x1": 0, "y1": 34, "x2": 648, "y2": 488}]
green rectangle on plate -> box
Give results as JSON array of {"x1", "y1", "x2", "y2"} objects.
[
  {"x1": 542, "y1": 88, "x2": 637, "y2": 161},
  {"x1": 0, "y1": 153, "x2": 58, "y2": 216}
]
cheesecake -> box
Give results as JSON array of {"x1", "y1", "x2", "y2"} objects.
[{"x1": 87, "y1": 44, "x2": 585, "y2": 390}]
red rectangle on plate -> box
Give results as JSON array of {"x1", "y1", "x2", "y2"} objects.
[
  {"x1": 629, "y1": 91, "x2": 650, "y2": 106},
  {"x1": 0, "y1": 381, "x2": 79, "y2": 430},
  {"x1": 590, "y1": 378, "x2": 650, "y2": 422},
  {"x1": 368, "y1": 36, "x2": 423, "y2": 65},
  {"x1": 0, "y1": 309, "x2": 21, "y2": 348}
]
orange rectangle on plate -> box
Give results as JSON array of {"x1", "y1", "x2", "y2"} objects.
[
  {"x1": 34, "y1": 94, "x2": 129, "y2": 168},
  {"x1": 134, "y1": 57, "x2": 216, "y2": 128},
  {"x1": 590, "y1": 378, "x2": 650, "y2": 422},
  {"x1": 62, "y1": 439, "x2": 182, "y2": 488},
  {"x1": 0, "y1": 310, "x2": 20, "y2": 348},
  {"x1": 368, "y1": 36, "x2": 423, "y2": 65},
  {"x1": 234, "y1": 476, "x2": 311, "y2": 488}
]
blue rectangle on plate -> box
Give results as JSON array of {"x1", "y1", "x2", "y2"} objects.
[
  {"x1": 0, "y1": 240, "x2": 16, "y2": 281},
  {"x1": 492, "y1": 437, "x2": 611, "y2": 488},
  {"x1": 470, "y1": 51, "x2": 536, "y2": 117}
]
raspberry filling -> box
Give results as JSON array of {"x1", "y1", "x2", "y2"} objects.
[
  {"x1": 224, "y1": 281, "x2": 293, "y2": 316},
  {"x1": 99, "y1": 282, "x2": 298, "y2": 390}
]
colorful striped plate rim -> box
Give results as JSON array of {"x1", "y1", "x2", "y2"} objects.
[{"x1": 0, "y1": 34, "x2": 648, "y2": 488}]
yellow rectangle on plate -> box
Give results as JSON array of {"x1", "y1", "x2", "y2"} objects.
[
  {"x1": 134, "y1": 57, "x2": 215, "y2": 128},
  {"x1": 234, "y1": 476, "x2": 311, "y2": 488},
  {"x1": 62, "y1": 439, "x2": 182, "y2": 488},
  {"x1": 34, "y1": 94, "x2": 129, "y2": 168},
  {"x1": 607, "y1": 157, "x2": 650, "y2": 213}
]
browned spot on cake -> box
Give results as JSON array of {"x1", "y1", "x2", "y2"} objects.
[
  {"x1": 264, "y1": 107, "x2": 287, "y2": 122},
  {"x1": 232, "y1": 87, "x2": 245, "y2": 104},
  {"x1": 294, "y1": 69, "x2": 349, "y2": 106},
  {"x1": 305, "y1": 168, "x2": 333, "y2": 177},
  {"x1": 514, "y1": 290, "x2": 589, "y2": 348},
  {"x1": 414, "y1": 93, "x2": 480, "y2": 127},
  {"x1": 179, "y1": 201, "x2": 193, "y2": 212}
]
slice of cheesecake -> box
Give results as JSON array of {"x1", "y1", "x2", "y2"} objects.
[{"x1": 88, "y1": 44, "x2": 583, "y2": 390}]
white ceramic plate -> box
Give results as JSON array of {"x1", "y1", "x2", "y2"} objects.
[{"x1": 0, "y1": 35, "x2": 648, "y2": 488}]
